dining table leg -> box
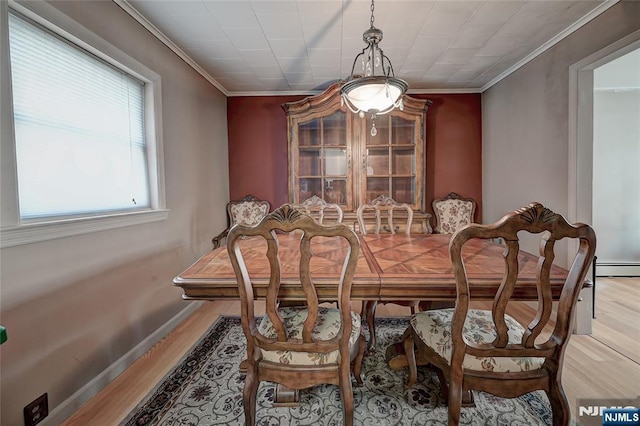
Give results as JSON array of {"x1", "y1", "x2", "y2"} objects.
[{"x1": 363, "y1": 300, "x2": 378, "y2": 352}]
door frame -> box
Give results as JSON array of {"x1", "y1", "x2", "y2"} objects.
[{"x1": 568, "y1": 29, "x2": 640, "y2": 276}]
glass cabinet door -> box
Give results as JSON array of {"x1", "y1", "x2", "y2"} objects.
[
  {"x1": 285, "y1": 82, "x2": 429, "y2": 224},
  {"x1": 364, "y1": 114, "x2": 417, "y2": 206},
  {"x1": 296, "y1": 111, "x2": 349, "y2": 207}
]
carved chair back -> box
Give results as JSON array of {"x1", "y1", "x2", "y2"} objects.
[
  {"x1": 356, "y1": 195, "x2": 414, "y2": 235},
  {"x1": 212, "y1": 195, "x2": 270, "y2": 249},
  {"x1": 357, "y1": 195, "x2": 416, "y2": 349},
  {"x1": 228, "y1": 195, "x2": 271, "y2": 227},
  {"x1": 226, "y1": 204, "x2": 364, "y2": 425},
  {"x1": 432, "y1": 192, "x2": 476, "y2": 234},
  {"x1": 405, "y1": 202, "x2": 596, "y2": 425},
  {"x1": 293, "y1": 195, "x2": 344, "y2": 225}
]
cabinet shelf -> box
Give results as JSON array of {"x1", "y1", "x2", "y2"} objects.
[
  {"x1": 299, "y1": 146, "x2": 347, "y2": 150},
  {"x1": 366, "y1": 174, "x2": 416, "y2": 178}
]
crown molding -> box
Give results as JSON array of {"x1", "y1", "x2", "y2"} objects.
[
  {"x1": 481, "y1": 0, "x2": 620, "y2": 92},
  {"x1": 116, "y1": 0, "x2": 618, "y2": 97},
  {"x1": 408, "y1": 88, "x2": 483, "y2": 95},
  {"x1": 113, "y1": 0, "x2": 229, "y2": 97}
]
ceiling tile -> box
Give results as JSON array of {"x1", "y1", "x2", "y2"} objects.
[
  {"x1": 204, "y1": 57, "x2": 251, "y2": 74},
  {"x1": 302, "y1": 25, "x2": 342, "y2": 49},
  {"x1": 250, "y1": 1, "x2": 298, "y2": 15},
  {"x1": 257, "y1": 78, "x2": 292, "y2": 91},
  {"x1": 258, "y1": 13, "x2": 304, "y2": 39},
  {"x1": 408, "y1": 36, "x2": 453, "y2": 58},
  {"x1": 159, "y1": 15, "x2": 227, "y2": 41},
  {"x1": 469, "y1": 1, "x2": 525, "y2": 26},
  {"x1": 248, "y1": 65, "x2": 284, "y2": 79},
  {"x1": 277, "y1": 57, "x2": 312, "y2": 74},
  {"x1": 311, "y1": 64, "x2": 342, "y2": 80},
  {"x1": 452, "y1": 22, "x2": 500, "y2": 49},
  {"x1": 184, "y1": 40, "x2": 241, "y2": 59},
  {"x1": 223, "y1": 28, "x2": 270, "y2": 50},
  {"x1": 284, "y1": 72, "x2": 315, "y2": 85},
  {"x1": 297, "y1": 1, "x2": 343, "y2": 27},
  {"x1": 382, "y1": 25, "x2": 422, "y2": 48},
  {"x1": 402, "y1": 55, "x2": 439, "y2": 71},
  {"x1": 436, "y1": 48, "x2": 478, "y2": 65},
  {"x1": 122, "y1": 0, "x2": 612, "y2": 94},
  {"x1": 204, "y1": 1, "x2": 261, "y2": 28},
  {"x1": 476, "y1": 35, "x2": 529, "y2": 57},
  {"x1": 269, "y1": 39, "x2": 308, "y2": 58},
  {"x1": 420, "y1": 1, "x2": 482, "y2": 37},
  {"x1": 383, "y1": 1, "x2": 435, "y2": 27},
  {"x1": 307, "y1": 48, "x2": 341, "y2": 65},
  {"x1": 239, "y1": 49, "x2": 280, "y2": 68},
  {"x1": 425, "y1": 63, "x2": 463, "y2": 78}
]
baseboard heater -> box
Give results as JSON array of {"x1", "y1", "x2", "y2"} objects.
[{"x1": 595, "y1": 262, "x2": 640, "y2": 277}]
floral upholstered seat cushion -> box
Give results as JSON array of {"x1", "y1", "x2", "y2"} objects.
[
  {"x1": 230, "y1": 202, "x2": 269, "y2": 227},
  {"x1": 257, "y1": 306, "x2": 361, "y2": 365},
  {"x1": 434, "y1": 199, "x2": 474, "y2": 234},
  {"x1": 410, "y1": 309, "x2": 545, "y2": 373}
]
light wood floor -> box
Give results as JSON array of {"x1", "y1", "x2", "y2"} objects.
[{"x1": 64, "y1": 277, "x2": 640, "y2": 425}]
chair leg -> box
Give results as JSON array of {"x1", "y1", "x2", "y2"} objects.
[
  {"x1": 548, "y1": 375, "x2": 570, "y2": 426},
  {"x1": 402, "y1": 328, "x2": 418, "y2": 388},
  {"x1": 447, "y1": 369, "x2": 463, "y2": 426},
  {"x1": 364, "y1": 300, "x2": 378, "y2": 352},
  {"x1": 433, "y1": 367, "x2": 475, "y2": 407},
  {"x1": 352, "y1": 334, "x2": 366, "y2": 386},
  {"x1": 435, "y1": 368, "x2": 449, "y2": 402},
  {"x1": 339, "y1": 359, "x2": 355, "y2": 426},
  {"x1": 243, "y1": 362, "x2": 259, "y2": 426}
]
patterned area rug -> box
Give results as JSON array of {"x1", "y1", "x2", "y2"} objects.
[{"x1": 123, "y1": 316, "x2": 552, "y2": 425}]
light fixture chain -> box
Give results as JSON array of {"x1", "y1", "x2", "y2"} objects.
[
  {"x1": 340, "y1": 0, "x2": 407, "y2": 129},
  {"x1": 370, "y1": 0, "x2": 375, "y2": 29}
]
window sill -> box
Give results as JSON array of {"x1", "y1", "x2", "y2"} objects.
[{"x1": 0, "y1": 209, "x2": 169, "y2": 248}]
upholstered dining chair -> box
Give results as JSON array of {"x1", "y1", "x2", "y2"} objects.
[
  {"x1": 402, "y1": 202, "x2": 596, "y2": 426},
  {"x1": 432, "y1": 192, "x2": 476, "y2": 234},
  {"x1": 293, "y1": 195, "x2": 344, "y2": 225},
  {"x1": 357, "y1": 195, "x2": 416, "y2": 351},
  {"x1": 212, "y1": 195, "x2": 270, "y2": 249},
  {"x1": 356, "y1": 194, "x2": 413, "y2": 235},
  {"x1": 227, "y1": 204, "x2": 366, "y2": 426}
]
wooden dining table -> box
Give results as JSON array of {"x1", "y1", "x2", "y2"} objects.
[
  {"x1": 174, "y1": 232, "x2": 575, "y2": 405},
  {"x1": 174, "y1": 232, "x2": 570, "y2": 302}
]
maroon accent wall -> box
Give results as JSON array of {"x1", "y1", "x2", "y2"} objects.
[
  {"x1": 227, "y1": 93, "x2": 482, "y2": 221},
  {"x1": 418, "y1": 94, "x2": 482, "y2": 222}
]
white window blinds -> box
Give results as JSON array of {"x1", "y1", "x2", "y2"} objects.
[{"x1": 8, "y1": 10, "x2": 150, "y2": 220}]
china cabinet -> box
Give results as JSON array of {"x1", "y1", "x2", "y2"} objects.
[{"x1": 283, "y1": 83, "x2": 432, "y2": 232}]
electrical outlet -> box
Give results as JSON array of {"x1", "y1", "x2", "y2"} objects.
[{"x1": 24, "y1": 393, "x2": 48, "y2": 426}]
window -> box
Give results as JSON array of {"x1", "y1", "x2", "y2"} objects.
[
  {"x1": 9, "y1": 11, "x2": 150, "y2": 219},
  {"x1": 0, "y1": 2, "x2": 167, "y2": 247}
]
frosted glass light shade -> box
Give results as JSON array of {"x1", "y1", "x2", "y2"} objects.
[{"x1": 341, "y1": 76, "x2": 407, "y2": 115}]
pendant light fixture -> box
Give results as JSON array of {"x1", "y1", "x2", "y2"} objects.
[{"x1": 340, "y1": 0, "x2": 408, "y2": 136}]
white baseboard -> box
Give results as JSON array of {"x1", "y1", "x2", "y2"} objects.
[{"x1": 43, "y1": 301, "x2": 204, "y2": 425}]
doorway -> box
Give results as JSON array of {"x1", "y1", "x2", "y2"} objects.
[
  {"x1": 592, "y1": 49, "x2": 640, "y2": 276},
  {"x1": 569, "y1": 30, "x2": 640, "y2": 278}
]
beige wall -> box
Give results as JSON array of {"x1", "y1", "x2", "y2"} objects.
[
  {"x1": 0, "y1": 1, "x2": 229, "y2": 425},
  {"x1": 482, "y1": 1, "x2": 640, "y2": 266}
]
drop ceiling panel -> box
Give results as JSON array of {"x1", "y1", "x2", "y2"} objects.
[{"x1": 124, "y1": 0, "x2": 611, "y2": 95}]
